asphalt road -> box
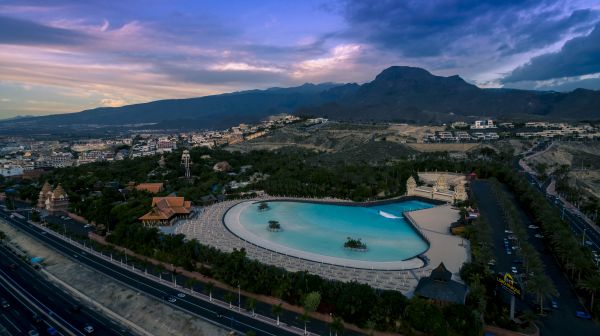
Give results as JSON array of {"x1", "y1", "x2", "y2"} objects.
[
  {"x1": 0, "y1": 208, "x2": 356, "y2": 336},
  {"x1": 0, "y1": 242, "x2": 133, "y2": 336},
  {"x1": 471, "y1": 180, "x2": 598, "y2": 336}
]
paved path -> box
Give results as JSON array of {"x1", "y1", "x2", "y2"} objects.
[{"x1": 176, "y1": 197, "x2": 447, "y2": 294}]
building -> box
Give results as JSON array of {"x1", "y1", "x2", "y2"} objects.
[
  {"x1": 139, "y1": 196, "x2": 193, "y2": 226},
  {"x1": 414, "y1": 262, "x2": 468, "y2": 305},
  {"x1": 406, "y1": 173, "x2": 467, "y2": 203},
  {"x1": 0, "y1": 164, "x2": 24, "y2": 177},
  {"x1": 135, "y1": 183, "x2": 164, "y2": 194},
  {"x1": 471, "y1": 120, "x2": 496, "y2": 129},
  {"x1": 37, "y1": 182, "x2": 69, "y2": 214}
]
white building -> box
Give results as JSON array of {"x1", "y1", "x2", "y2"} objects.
[
  {"x1": 471, "y1": 120, "x2": 496, "y2": 129},
  {"x1": 0, "y1": 164, "x2": 23, "y2": 177}
]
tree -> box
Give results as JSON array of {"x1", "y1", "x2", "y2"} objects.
[
  {"x1": 204, "y1": 281, "x2": 215, "y2": 302},
  {"x1": 299, "y1": 312, "x2": 310, "y2": 336},
  {"x1": 579, "y1": 275, "x2": 600, "y2": 311},
  {"x1": 245, "y1": 297, "x2": 257, "y2": 316},
  {"x1": 528, "y1": 275, "x2": 557, "y2": 315},
  {"x1": 185, "y1": 278, "x2": 196, "y2": 293},
  {"x1": 272, "y1": 303, "x2": 283, "y2": 326},
  {"x1": 0, "y1": 231, "x2": 6, "y2": 242},
  {"x1": 302, "y1": 291, "x2": 320, "y2": 335},
  {"x1": 224, "y1": 291, "x2": 234, "y2": 309},
  {"x1": 330, "y1": 316, "x2": 344, "y2": 336}
]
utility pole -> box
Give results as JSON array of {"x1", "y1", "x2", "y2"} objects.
[{"x1": 582, "y1": 228, "x2": 588, "y2": 245}]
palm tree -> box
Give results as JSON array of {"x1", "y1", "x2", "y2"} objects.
[
  {"x1": 528, "y1": 275, "x2": 557, "y2": 315},
  {"x1": 204, "y1": 281, "x2": 214, "y2": 302},
  {"x1": 272, "y1": 303, "x2": 283, "y2": 326},
  {"x1": 579, "y1": 275, "x2": 600, "y2": 311},
  {"x1": 330, "y1": 316, "x2": 344, "y2": 336},
  {"x1": 245, "y1": 297, "x2": 257, "y2": 316},
  {"x1": 224, "y1": 291, "x2": 234, "y2": 309},
  {"x1": 300, "y1": 312, "x2": 310, "y2": 336}
]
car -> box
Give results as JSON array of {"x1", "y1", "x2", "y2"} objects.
[
  {"x1": 32, "y1": 313, "x2": 41, "y2": 323},
  {"x1": 513, "y1": 259, "x2": 524, "y2": 264},
  {"x1": 585, "y1": 241, "x2": 593, "y2": 246},
  {"x1": 551, "y1": 299, "x2": 558, "y2": 309},
  {"x1": 28, "y1": 330, "x2": 39, "y2": 336},
  {"x1": 505, "y1": 230, "x2": 513, "y2": 234},
  {"x1": 40, "y1": 231, "x2": 47, "y2": 235},
  {"x1": 176, "y1": 293, "x2": 186, "y2": 298},
  {"x1": 507, "y1": 250, "x2": 512, "y2": 255},
  {"x1": 511, "y1": 266, "x2": 518, "y2": 274},
  {"x1": 1, "y1": 298, "x2": 9, "y2": 308},
  {"x1": 487, "y1": 259, "x2": 496, "y2": 266},
  {"x1": 47, "y1": 327, "x2": 58, "y2": 336},
  {"x1": 534, "y1": 234, "x2": 544, "y2": 238},
  {"x1": 167, "y1": 296, "x2": 177, "y2": 303},
  {"x1": 71, "y1": 304, "x2": 81, "y2": 313},
  {"x1": 83, "y1": 325, "x2": 94, "y2": 333},
  {"x1": 576, "y1": 311, "x2": 592, "y2": 319},
  {"x1": 528, "y1": 225, "x2": 539, "y2": 229},
  {"x1": 84, "y1": 224, "x2": 92, "y2": 228}
]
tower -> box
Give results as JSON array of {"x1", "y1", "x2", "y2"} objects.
[{"x1": 181, "y1": 150, "x2": 192, "y2": 179}]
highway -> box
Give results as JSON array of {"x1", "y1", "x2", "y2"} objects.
[
  {"x1": 518, "y1": 141, "x2": 600, "y2": 257},
  {"x1": 0, "y1": 209, "x2": 346, "y2": 336},
  {"x1": 0, "y1": 242, "x2": 133, "y2": 336}
]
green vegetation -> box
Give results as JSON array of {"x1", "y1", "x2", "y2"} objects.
[
  {"x1": 490, "y1": 179, "x2": 557, "y2": 315},
  {"x1": 343, "y1": 237, "x2": 367, "y2": 250},
  {"x1": 267, "y1": 220, "x2": 281, "y2": 231}
]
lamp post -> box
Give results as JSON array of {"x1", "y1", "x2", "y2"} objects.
[{"x1": 237, "y1": 284, "x2": 241, "y2": 311}]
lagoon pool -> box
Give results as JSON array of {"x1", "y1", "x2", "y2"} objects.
[{"x1": 223, "y1": 200, "x2": 435, "y2": 269}]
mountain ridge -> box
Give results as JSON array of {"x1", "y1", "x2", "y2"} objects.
[{"x1": 2, "y1": 66, "x2": 600, "y2": 132}]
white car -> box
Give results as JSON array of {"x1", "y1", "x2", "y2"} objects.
[
  {"x1": 83, "y1": 325, "x2": 94, "y2": 333},
  {"x1": 528, "y1": 225, "x2": 539, "y2": 229},
  {"x1": 534, "y1": 234, "x2": 544, "y2": 238},
  {"x1": 176, "y1": 293, "x2": 186, "y2": 298},
  {"x1": 511, "y1": 266, "x2": 518, "y2": 274},
  {"x1": 167, "y1": 296, "x2": 177, "y2": 303}
]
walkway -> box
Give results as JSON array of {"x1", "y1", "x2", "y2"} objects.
[{"x1": 175, "y1": 197, "x2": 446, "y2": 294}]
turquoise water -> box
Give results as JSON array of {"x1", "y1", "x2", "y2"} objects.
[{"x1": 237, "y1": 200, "x2": 434, "y2": 262}]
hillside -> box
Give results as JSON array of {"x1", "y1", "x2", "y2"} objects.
[{"x1": 2, "y1": 66, "x2": 600, "y2": 134}]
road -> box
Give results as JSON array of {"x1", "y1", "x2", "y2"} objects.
[
  {"x1": 517, "y1": 141, "x2": 600, "y2": 265},
  {"x1": 0, "y1": 208, "x2": 359, "y2": 336},
  {"x1": 471, "y1": 180, "x2": 598, "y2": 336},
  {"x1": 0, "y1": 242, "x2": 133, "y2": 336}
]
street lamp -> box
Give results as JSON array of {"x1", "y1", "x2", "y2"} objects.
[
  {"x1": 582, "y1": 228, "x2": 588, "y2": 245},
  {"x1": 237, "y1": 284, "x2": 241, "y2": 311}
]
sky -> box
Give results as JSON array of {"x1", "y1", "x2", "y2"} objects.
[{"x1": 0, "y1": 0, "x2": 599, "y2": 119}]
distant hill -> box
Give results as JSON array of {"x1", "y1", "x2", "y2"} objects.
[{"x1": 2, "y1": 66, "x2": 600, "y2": 133}]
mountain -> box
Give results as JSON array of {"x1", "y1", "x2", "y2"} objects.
[
  {"x1": 304, "y1": 66, "x2": 594, "y2": 123},
  {"x1": 2, "y1": 66, "x2": 600, "y2": 133}
]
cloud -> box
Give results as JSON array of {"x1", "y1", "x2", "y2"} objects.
[
  {"x1": 0, "y1": 15, "x2": 90, "y2": 45},
  {"x1": 337, "y1": 0, "x2": 599, "y2": 59},
  {"x1": 503, "y1": 23, "x2": 600, "y2": 83}
]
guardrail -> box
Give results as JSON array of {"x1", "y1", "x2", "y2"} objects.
[{"x1": 20, "y1": 218, "x2": 310, "y2": 336}]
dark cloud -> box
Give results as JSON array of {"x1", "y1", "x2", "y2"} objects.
[
  {"x1": 338, "y1": 0, "x2": 599, "y2": 58},
  {"x1": 503, "y1": 23, "x2": 600, "y2": 83},
  {"x1": 0, "y1": 15, "x2": 90, "y2": 45}
]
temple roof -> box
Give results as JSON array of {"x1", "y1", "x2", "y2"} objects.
[
  {"x1": 414, "y1": 262, "x2": 467, "y2": 304},
  {"x1": 139, "y1": 196, "x2": 192, "y2": 222}
]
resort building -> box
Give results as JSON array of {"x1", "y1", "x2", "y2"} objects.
[
  {"x1": 139, "y1": 196, "x2": 193, "y2": 226},
  {"x1": 37, "y1": 182, "x2": 70, "y2": 214},
  {"x1": 414, "y1": 262, "x2": 468, "y2": 305},
  {"x1": 406, "y1": 173, "x2": 467, "y2": 203},
  {"x1": 135, "y1": 182, "x2": 164, "y2": 194}
]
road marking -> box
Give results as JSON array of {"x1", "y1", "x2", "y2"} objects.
[
  {"x1": 3, "y1": 213, "x2": 303, "y2": 336},
  {"x1": 1, "y1": 312, "x2": 22, "y2": 333}
]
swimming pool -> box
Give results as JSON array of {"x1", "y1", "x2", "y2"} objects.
[{"x1": 223, "y1": 199, "x2": 435, "y2": 270}]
